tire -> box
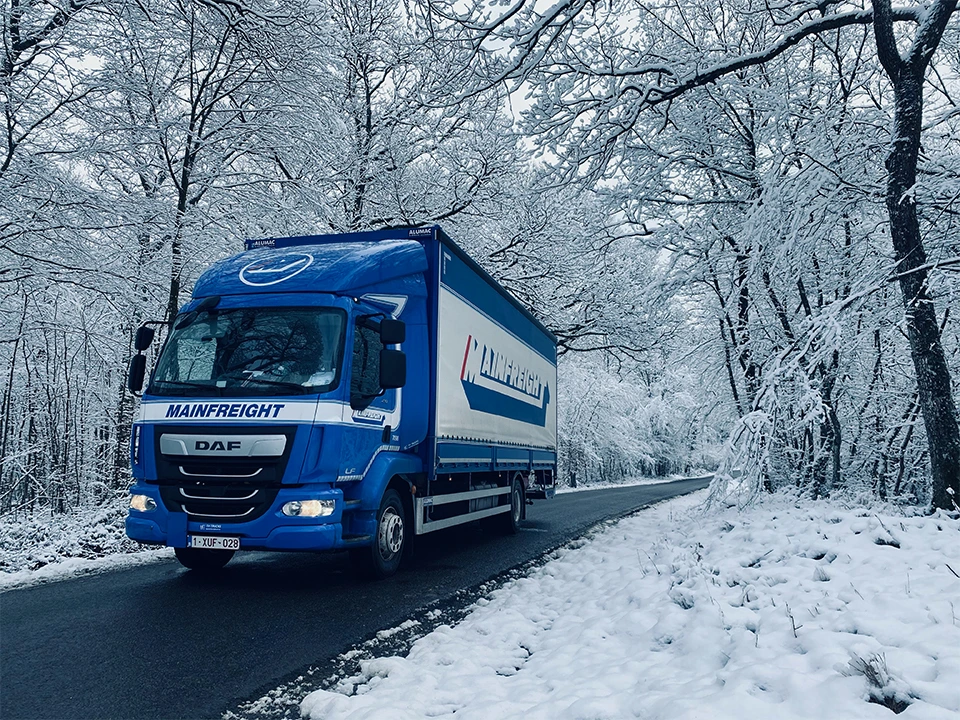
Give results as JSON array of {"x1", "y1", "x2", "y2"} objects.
[
  {"x1": 353, "y1": 489, "x2": 406, "y2": 579},
  {"x1": 498, "y1": 476, "x2": 523, "y2": 535},
  {"x1": 174, "y1": 547, "x2": 234, "y2": 571}
]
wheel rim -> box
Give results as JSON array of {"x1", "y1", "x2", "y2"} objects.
[
  {"x1": 378, "y1": 506, "x2": 404, "y2": 560},
  {"x1": 512, "y1": 486, "x2": 522, "y2": 524}
]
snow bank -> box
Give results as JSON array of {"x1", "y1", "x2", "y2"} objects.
[
  {"x1": 301, "y1": 492, "x2": 960, "y2": 719},
  {"x1": 556, "y1": 473, "x2": 712, "y2": 494},
  {"x1": 0, "y1": 503, "x2": 170, "y2": 591}
]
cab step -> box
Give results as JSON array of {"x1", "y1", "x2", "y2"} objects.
[{"x1": 341, "y1": 533, "x2": 371, "y2": 545}]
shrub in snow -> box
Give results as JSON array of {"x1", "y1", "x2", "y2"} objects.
[
  {"x1": 0, "y1": 500, "x2": 144, "y2": 573},
  {"x1": 844, "y1": 653, "x2": 913, "y2": 714}
]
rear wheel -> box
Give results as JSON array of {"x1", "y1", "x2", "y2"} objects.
[
  {"x1": 498, "y1": 476, "x2": 523, "y2": 534},
  {"x1": 352, "y1": 489, "x2": 406, "y2": 579},
  {"x1": 174, "y1": 547, "x2": 234, "y2": 571}
]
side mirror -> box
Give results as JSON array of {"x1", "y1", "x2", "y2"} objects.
[
  {"x1": 134, "y1": 325, "x2": 156, "y2": 352},
  {"x1": 379, "y1": 349, "x2": 406, "y2": 389},
  {"x1": 379, "y1": 318, "x2": 405, "y2": 345},
  {"x1": 128, "y1": 354, "x2": 147, "y2": 393}
]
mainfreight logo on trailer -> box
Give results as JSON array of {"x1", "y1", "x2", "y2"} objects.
[{"x1": 459, "y1": 335, "x2": 550, "y2": 427}]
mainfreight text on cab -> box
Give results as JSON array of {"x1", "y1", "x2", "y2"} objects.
[{"x1": 125, "y1": 226, "x2": 558, "y2": 577}]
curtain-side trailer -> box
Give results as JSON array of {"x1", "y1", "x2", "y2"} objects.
[{"x1": 125, "y1": 226, "x2": 557, "y2": 577}]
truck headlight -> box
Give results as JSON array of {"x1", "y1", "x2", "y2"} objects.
[
  {"x1": 130, "y1": 494, "x2": 157, "y2": 512},
  {"x1": 282, "y1": 499, "x2": 335, "y2": 517}
]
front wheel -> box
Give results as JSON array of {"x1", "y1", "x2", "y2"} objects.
[
  {"x1": 174, "y1": 547, "x2": 234, "y2": 571},
  {"x1": 352, "y1": 489, "x2": 406, "y2": 579}
]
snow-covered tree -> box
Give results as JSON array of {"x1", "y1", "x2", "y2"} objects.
[{"x1": 424, "y1": 0, "x2": 960, "y2": 508}]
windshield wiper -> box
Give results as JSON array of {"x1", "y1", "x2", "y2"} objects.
[
  {"x1": 227, "y1": 376, "x2": 311, "y2": 394},
  {"x1": 151, "y1": 379, "x2": 223, "y2": 395}
]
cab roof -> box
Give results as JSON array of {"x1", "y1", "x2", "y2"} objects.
[{"x1": 191, "y1": 239, "x2": 427, "y2": 298}]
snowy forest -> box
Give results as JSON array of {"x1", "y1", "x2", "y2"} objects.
[{"x1": 2, "y1": 0, "x2": 959, "y2": 518}]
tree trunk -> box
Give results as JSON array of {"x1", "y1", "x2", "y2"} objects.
[{"x1": 883, "y1": 72, "x2": 960, "y2": 510}]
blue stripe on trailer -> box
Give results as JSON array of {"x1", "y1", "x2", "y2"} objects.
[
  {"x1": 494, "y1": 448, "x2": 529, "y2": 460},
  {"x1": 532, "y1": 449, "x2": 557, "y2": 466},
  {"x1": 435, "y1": 442, "x2": 556, "y2": 472}
]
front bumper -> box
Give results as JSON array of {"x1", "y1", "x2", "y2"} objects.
[{"x1": 125, "y1": 485, "x2": 346, "y2": 551}]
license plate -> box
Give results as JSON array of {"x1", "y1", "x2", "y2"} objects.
[{"x1": 188, "y1": 534, "x2": 240, "y2": 550}]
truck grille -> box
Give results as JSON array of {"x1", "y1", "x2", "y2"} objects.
[
  {"x1": 176, "y1": 460, "x2": 265, "y2": 479},
  {"x1": 152, "y1": 424, "x2": 296, "y2": 523},
  {"x1": 159, "y1": 484, "x2": 280, "y2": 522}
]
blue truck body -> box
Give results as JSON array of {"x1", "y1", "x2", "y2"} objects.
[{"x1": 125, "y1": 226, "x2": 557, "y2": 573}]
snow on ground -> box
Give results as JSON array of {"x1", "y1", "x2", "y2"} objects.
[
  {"x1": 0, "y1": 503, "x2": 171, "y2": 592},
  {"x1": 301, "y1": 491, "x2": 960, "y2": 720}
]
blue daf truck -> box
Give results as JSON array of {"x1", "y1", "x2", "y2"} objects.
[{"x1": 125, "y1": 226, "x2": 557, "y2": 576}]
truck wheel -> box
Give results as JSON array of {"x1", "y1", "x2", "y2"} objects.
[
  {"x1": 353, "y1": 489, "x2": 406, "y2": 579},
  {"x1": 174, "y1": 547, "x2": 234, "y2": 571},
  {"x1": 499, "y1": 476, "x2": 523, "y2": 535}
]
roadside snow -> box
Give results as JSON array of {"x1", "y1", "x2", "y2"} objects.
[
  {"x1": 0, "y1": 546, "x2": 173, "y2": 592},
  {"x1": 301, "y1": 491, "x2": 960, "y2": 720},
  {"x1": 0, "y1": 503, "x2": 171, "y2": 592}
]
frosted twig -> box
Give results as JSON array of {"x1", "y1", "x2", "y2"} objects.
[{"x1": 785, "y1": 603, "x2": 801, "y2": 638}]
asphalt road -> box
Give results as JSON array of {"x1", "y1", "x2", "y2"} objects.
[{"x1": 0, "y1": 477, "x2": 710, "y2": 720}]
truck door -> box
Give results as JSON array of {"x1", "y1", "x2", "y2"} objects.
[{"x1": 337, "y1": 316, "x2": 400, "y2": 481}]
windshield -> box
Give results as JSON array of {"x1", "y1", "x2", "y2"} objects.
[{"x1": 149, "y1": 307, "x2": 345, "y2": 397}]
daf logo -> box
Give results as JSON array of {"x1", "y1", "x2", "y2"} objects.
[
  {"x1": 195, "y1": 440, "x2": 242, "y2": 452},
  {"x1": 239, "y1": 253, "x2": 313, "y2": 286},
  {"x1": 160, "y1": 433, "x2": 286, "y2": 457}
]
